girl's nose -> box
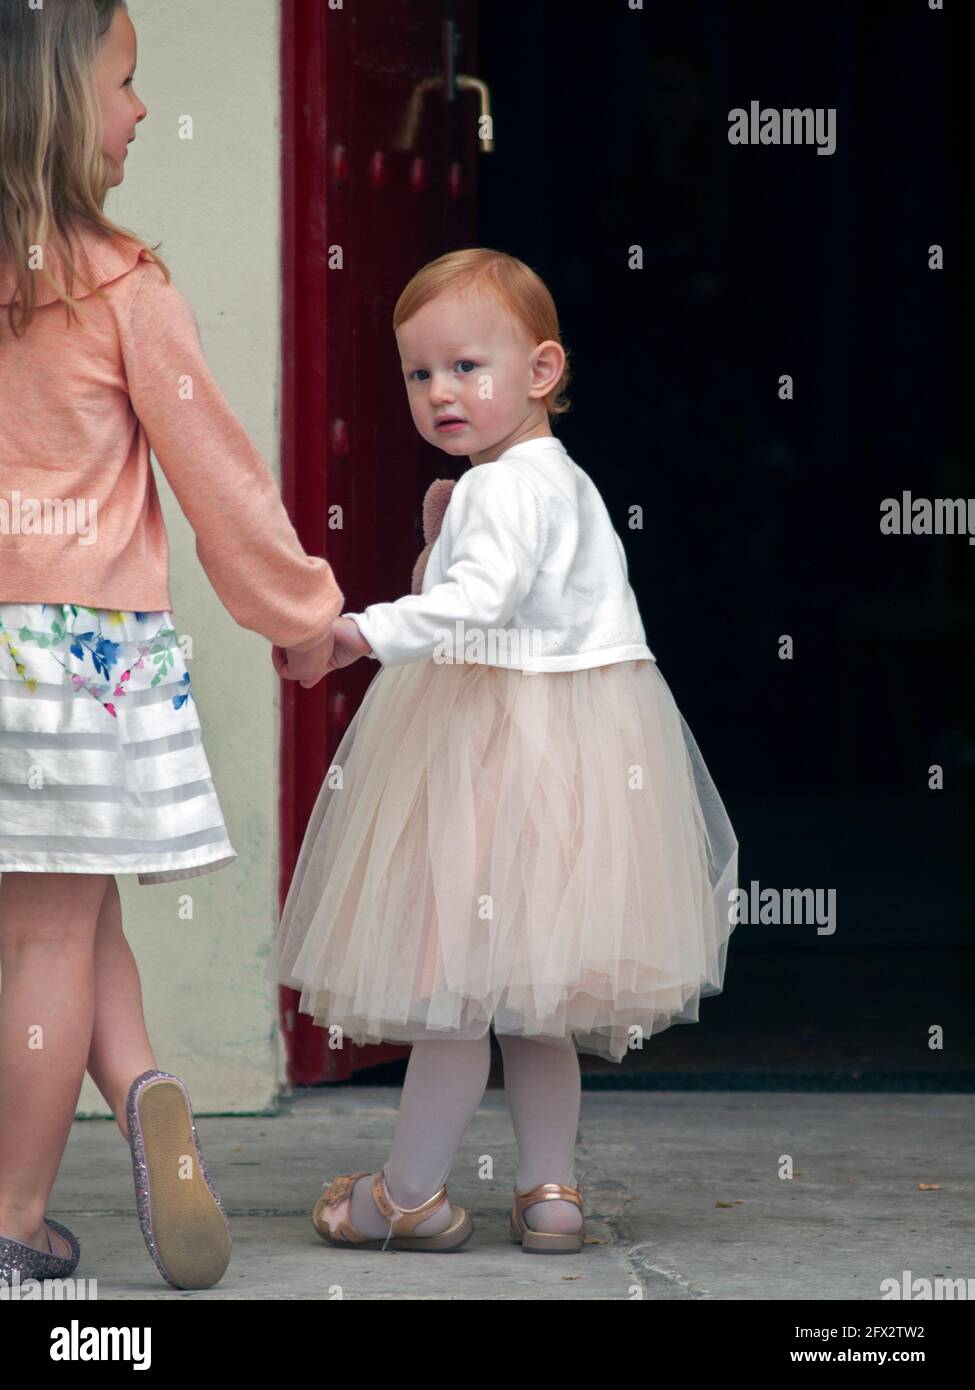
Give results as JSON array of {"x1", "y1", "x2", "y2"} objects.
[{"x1": 429, "y1": 377, "x2": 454, "y2": 404}]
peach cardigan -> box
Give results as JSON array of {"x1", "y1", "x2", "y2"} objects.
[{"x1": 0, "y1": 226, "x2": 342, "y2": 651}]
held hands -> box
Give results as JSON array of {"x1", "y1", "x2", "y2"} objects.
[{"x1": 272, "y1": 616, "x2": 372, "y2": 689}]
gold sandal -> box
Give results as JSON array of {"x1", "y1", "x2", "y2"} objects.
[
  {"x1": 312, "y1": 1167, "x2": 473, "y2": 1252},
  {"x1": 510, "y1": 1181, "x2": 586, "y2": 1254}
]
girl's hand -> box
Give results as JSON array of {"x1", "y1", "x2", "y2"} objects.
[
  {"x1": 323, "y1": 616, "x2": 372, "y2": 676},
  {"x1": 272, "y1": 618, "x2": 371, "y2": 689},
  {"x1": 272, "y1": 629, "x2": 335, "y2": 688}
]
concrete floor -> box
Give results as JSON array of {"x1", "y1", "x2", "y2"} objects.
[{"x1": 41, "y1": 1086, "x2": 974, "y2": 1301}]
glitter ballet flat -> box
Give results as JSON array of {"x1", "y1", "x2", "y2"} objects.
[
  {"x1": 312, "y1": 1167, "x2": 473, "y2": 1251},
  {"x1": 509, "y1": 1182, "x2": 586, "y2": 1253},
  {"x1": 0, "y1": 1219, "x2": 80, "y2": 1285},
  {"x1": 125, "y1": 1069, "x2": 232, "y2": 1289}
]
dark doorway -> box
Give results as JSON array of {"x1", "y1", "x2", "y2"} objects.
[
  {"x1": 469, "y1": 0, "x2": 972, "y2": 1088},
  {"x1": 283, "y1": 0, "x2": 971, "y2": 1091}
]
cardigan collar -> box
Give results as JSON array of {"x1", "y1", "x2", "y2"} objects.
[
  {"x1": 0, "y1": 223, "x2": 150, "y2": 308},
  {"x1": 493, "y1": 435, "x2": 568, "y2": 465}
]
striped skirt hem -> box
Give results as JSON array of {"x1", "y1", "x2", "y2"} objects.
[{"x1": 0, "y1": 847, "x2": 237, "y2": 886}]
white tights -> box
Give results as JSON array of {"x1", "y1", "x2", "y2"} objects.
[{"x1": 348, "y1": 1030, "x2": 584, "y2": 1239}]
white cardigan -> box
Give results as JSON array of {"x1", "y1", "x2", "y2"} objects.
[{"x1": 345, "y1": 435, "x2": 655, "y2": 672}]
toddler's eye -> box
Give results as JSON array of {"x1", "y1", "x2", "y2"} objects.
[{"x1": 408, "y1": 362, "x2": 475, "y2": 381}]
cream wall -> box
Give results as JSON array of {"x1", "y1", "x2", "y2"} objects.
[{"x1": 77, "y1": 0, "x2": 287, "y2": 1118}]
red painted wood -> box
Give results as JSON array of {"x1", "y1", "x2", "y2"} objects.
[{"x1": 279, "y1": 0, "x2": 479, "y2": 1083}]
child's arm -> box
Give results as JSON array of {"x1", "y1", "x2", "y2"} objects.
[
  {"x1": 117, "y1": 262, "x2": 343, "y2": 653},
  {"x1": 344, "y1": 462, "x2": 547, "y2": 666}
]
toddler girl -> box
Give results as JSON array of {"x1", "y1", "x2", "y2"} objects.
[
  {"x1": 0, "y1": 0, "x2": 342, "y2": 1288},
  {"x1": 269, "y1": 248, "x2": 739, "y2": 1253}
]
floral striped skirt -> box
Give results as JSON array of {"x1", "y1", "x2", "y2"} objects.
[{"x1": 0, "y1": 604, "x2": 237, "y2": 884}]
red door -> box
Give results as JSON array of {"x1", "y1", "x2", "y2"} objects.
[{"x1": 279, "y1": 0, "x2": 482, "y2": 1082}]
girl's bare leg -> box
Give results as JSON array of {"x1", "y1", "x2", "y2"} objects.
[
  {"x1": 84, "y1": 877, "x2": 157, "y2": 1143},
  {"x1": 0, "y1": 871, "x2": 111, "y2": 1257}
]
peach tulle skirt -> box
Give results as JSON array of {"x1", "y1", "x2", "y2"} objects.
[{"x1": 267, "y1": 656, "x2": 739, "y2": 1063}]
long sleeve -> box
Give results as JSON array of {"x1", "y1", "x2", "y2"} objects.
[
  {"x1": 117, "y1": 262, "x2": 343, "y2": 652},
  {"x1": 346, "y1": 462, "x2": 547, "y2": 666}
]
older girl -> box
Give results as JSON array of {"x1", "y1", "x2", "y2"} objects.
[{"x1": 0, "y1": 0, "x2": 342, "y2": 1288}]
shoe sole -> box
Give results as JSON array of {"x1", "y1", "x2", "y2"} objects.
[
  {"x1": 136, "y1": 1080, "x2": 232, "y2": 1288},
  {"x1": 509, "y1": 1216, "x2": 584, "y2": 1253}
]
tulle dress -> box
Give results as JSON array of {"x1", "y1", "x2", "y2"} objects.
[{"x1": 268, "y1": 479, "x2": 739, "y2": 1064}]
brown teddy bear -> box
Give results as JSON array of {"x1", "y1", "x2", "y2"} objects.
[{"x1": 410, "y1": 478, "x2": 456, "y2": 595}]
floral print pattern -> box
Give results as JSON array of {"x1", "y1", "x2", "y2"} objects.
[{"x1": 0, "y1": 604, "x2": 191, "y2": 720}]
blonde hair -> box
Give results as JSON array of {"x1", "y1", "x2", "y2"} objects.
[
  {"x1": 0, "y1": 0, "x2": 169, "y2": 339},
  {"x1": 392, "y1": 248, "x2": 572, "y2": 418}
]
